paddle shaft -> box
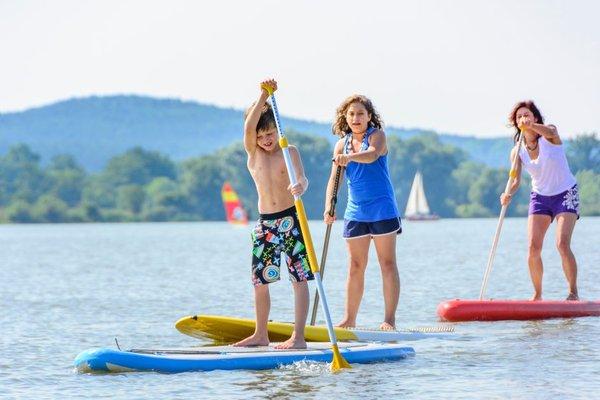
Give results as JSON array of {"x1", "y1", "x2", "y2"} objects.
[
  {"x1": 310, "y1": 165, "x2": 343, "y2": 325},
  {"x1": 265, "y1": 88, "x2": 349, "y2": 370},
  {"x1": 479, "y1": 133, "x2": 524, "y2": 300}
]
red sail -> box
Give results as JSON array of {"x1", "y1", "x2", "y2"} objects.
[{"x1": 221, "y1": 182, "x2": 248, "y2": 225}]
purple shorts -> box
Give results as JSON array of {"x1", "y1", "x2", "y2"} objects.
[{"x1": 529, "y1": 185, "x2": 580, "y2": 221}]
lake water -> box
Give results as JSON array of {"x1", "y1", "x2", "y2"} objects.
[{"x1": 1, "y1": 218, "x2": 599, "y2": 399}]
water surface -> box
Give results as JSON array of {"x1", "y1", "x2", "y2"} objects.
[{"x1": 1, "y1": 218, "x2": 598, "y2": 399}]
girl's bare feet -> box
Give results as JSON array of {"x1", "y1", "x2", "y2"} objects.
[
  {"x1": 336, "y1": 318, "x2": 356, "y2": 328},
  {"x1": 379, "y1": 321, "x2": 395, "y2": 331},
  {"x1": 566, "y1": 292, "x2": 579, "y2": 301}
]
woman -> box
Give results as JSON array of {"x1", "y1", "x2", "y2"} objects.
[
  {"x1": 324, "y1": 94, "x2": 401, "y2": 330},
  {"x1": 500, "y1": 100, "x2": 579, "y2": 301}
]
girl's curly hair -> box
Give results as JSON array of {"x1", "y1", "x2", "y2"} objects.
[{"x1": 332, "y1": 95, "x2": 383, "y2": 137}]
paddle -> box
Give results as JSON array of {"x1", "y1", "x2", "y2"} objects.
[
  {"x1": 262, "y1": 83, "x2": 351, "y2": 372},
  {"x1": 309, "y1": 165, "x2": 343, "y2": 326},
  {"x1": 479, "y1": 131, "x2": 525, "y2": 300}
]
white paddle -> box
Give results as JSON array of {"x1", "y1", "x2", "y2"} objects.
[{"x1": 479, "y1": 132, "x2": 525, "y2": 300}]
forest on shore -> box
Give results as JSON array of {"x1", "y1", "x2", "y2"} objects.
[{"x1": 0, "y1": 131, "x2": 598, "y2": 223}]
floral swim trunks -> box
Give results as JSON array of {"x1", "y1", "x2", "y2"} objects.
[
  {"x1": 251, "y1": 206, "x2": 314, "y2": 286},
  {"x1": 529, "y1": 184, "x2": 580, "y2": 221}
]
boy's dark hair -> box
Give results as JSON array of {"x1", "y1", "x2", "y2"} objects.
[{"x1": 245, "y1": 102, "x2": 276, "y2": 132}]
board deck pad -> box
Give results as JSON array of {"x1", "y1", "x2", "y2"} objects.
[
  {"x1": 130, "y1": 342, "x2": 366, "y2": 355},
  {"x1": 175, "y1": 314, "x2": 455, "y2": 343}
]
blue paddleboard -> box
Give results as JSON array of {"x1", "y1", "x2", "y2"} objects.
[{"x1": 75, "y1": 342, "x2": 415, "y2": 373}]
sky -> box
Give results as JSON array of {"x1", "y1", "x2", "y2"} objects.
[{"x1": 1, "y1": 0, "x2": 599, "y2": 138}]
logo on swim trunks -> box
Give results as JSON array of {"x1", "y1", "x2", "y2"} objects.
[
  {"x1": 562, "y1": 186, "x2": 580, "y2": 212},
  {"x1": 262, "y1": 265, "x2": 279, "y2": 283},
  {"x1": 278, "y1": 216, "x2": 294, "y2": 233},
  {"x1": 262, "y1": 219, "x2": 277, "y2": 228}
]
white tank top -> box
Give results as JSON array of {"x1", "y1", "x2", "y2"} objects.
[{"x1": 519, "y1": 136, "x2": 576, "y2": 196}]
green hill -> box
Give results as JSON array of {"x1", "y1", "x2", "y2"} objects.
[{"x1": 0, "y1": 95, "x2": 512, "y2": 171}]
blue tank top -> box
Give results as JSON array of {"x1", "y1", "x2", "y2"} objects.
[{"x1": 343, "y1": 127, "x2": 399, "y2": 222}]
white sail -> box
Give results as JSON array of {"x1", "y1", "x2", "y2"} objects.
[{"x1": 405, "y1": 171, "x2": 432, "y2": 216}]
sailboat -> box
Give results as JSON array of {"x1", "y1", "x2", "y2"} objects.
[
  {"x1": 221, "y1": 182, "x2": 248, "y2": 225},
  {"x1": 404, "y1": 171, "x2": 439, "y2": 221}
]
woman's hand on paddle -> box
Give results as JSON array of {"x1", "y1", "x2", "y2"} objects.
[
  {"x1": 500, "y1": 192, "x2": 513, "y2": 206},
  {"x1": 323, "y1": 210, "x2": 336, "y2": 224},
  {"x1": 518, "y1": 117, "x2": 533, "y2": 131},
  {"x1": 333, "y1": 153, "x2": 350, "y2": 166}
]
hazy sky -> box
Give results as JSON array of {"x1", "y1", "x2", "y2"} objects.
[{"x1": 1, "y1": 0, "x2": 598, "y2": 137}]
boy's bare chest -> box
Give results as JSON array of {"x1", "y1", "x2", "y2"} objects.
[{"x1": 249, "y1": 154, "x2": 289, "y2": 183}]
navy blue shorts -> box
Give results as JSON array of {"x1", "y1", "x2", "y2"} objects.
[{"x1": 343, "y1": 217, "x2": 402, "y2": 239}]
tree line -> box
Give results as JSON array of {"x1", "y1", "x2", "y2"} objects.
[{"x1": 0, "y1": 131, "x2": 598, "y2": 223}]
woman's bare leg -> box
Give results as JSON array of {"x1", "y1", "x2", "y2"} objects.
[
  {"x1": 555, "y1": 212, "x2": 578, "y2": 300},
  {"x1": 527, "y1": 214, "x2": 552, "y2": 300}
]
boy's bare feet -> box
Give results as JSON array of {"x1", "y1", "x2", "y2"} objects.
[
  {"x1": 566, "y1": 292, "x2": 579, "y2": 301},
  {"x1": 530, "y1": 294, "x2": 542, "y2": 301},
  {"x1": 379, "y1": 321, "x2": 396, "y2": 331},
  {"x1": 233, "y1": 333, "x2": 269, "y2": 347},
  {"x1": 274, "y1": 333, "x2": 307, "y2": 349}
]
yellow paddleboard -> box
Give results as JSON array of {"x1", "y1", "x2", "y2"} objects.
[{"x1": 175, "y1": 315, "x2": 454, "y2": 343}]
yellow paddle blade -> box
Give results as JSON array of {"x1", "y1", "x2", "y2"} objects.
[{"x1": 330, "y1": 344, "x2": 351, "y2": 372}]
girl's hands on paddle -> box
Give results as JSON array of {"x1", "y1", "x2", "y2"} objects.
[
  {"x1": 333, "y1": 153, "x2": 350, "y2": 166},
  {"x1": 323, "y1": 210, "x2": 336, "y2": 225}
]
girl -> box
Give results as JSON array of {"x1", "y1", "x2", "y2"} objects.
[
  {"x1": 500, "y1": 100, "x2": 579, "y2": 301},
  {"x1": 324, "y1": 95, "x2": 401, "y2": 330}
]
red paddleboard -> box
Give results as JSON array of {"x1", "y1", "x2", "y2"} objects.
[{"x1": 437, "y1": 299, "x2": 600, "y2": 322}]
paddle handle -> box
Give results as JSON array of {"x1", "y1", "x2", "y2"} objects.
[
  {"x1": 479, "y1": 133, "x2": 524, "y2": 299},
  {"x1": 310, "y1": 165, "x2": 343, "y2": 325}
]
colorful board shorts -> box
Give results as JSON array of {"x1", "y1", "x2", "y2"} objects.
[
  {"x1": 529, "y1": 184, "x2": 580, "y2": 221},
  {"x1": 251, "y1": 206, "x2": 314, "y2": 286},
  {"x1": 343, "y1": 217, "x2": 402, "y2": 239}
]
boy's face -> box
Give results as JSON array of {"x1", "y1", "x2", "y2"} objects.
[{"x1": 257, "y1": 126, "x2": 278, "y2": 152}]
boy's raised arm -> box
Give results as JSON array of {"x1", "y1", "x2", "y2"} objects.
[{"x1": 244, "y1": 79, "x2": 277, "y2": 154}]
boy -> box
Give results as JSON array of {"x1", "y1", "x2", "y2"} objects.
[{"x1": 233, "y1": 79, "x2": 313, "y2": 349}]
